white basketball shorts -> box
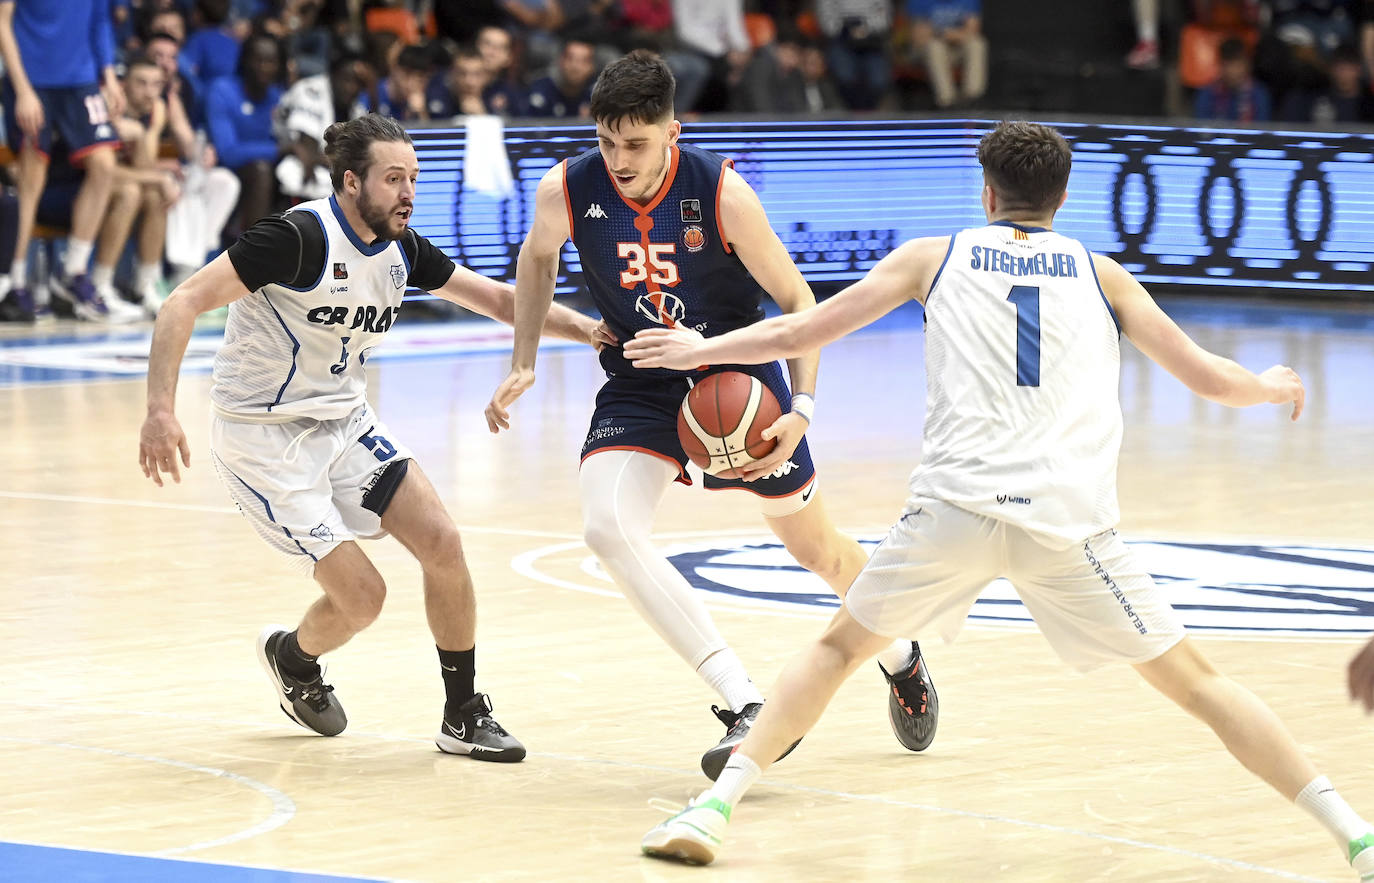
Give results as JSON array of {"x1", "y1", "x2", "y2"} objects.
[
  {"x1": 844, "y1": 497, "x2": 1186, "y2": 671},
  {"x1": 210, "y1": 403, "x2": 413, "y2": 574}
]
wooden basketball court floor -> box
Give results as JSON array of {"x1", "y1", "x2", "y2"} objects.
[{"x1": 2, "y1": 297, "x2": 1373, "y2": 882}]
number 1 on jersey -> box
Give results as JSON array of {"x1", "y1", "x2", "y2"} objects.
[{"x1": 1007, "y1": 285, "x2": 1041, "y2": 387}]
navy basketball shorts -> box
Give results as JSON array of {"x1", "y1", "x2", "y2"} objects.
[
  {"x1": 2, "y1": 82, "x2": 119, "y2": 162},
  {"x1": 579, "y1": 360, "x2": 817, "y2": 512}
]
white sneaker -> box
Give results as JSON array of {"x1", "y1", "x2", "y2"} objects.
[
  {"x1": 1351, "y1": 833, "x2": 1374, "y2": 880},
  {"x1": 138, "y1": 280, "x2": 167, "y2": 317},
  {"x1": 641, "y1": 794, "x2": 731, "y2": 865},
  {"x1": 94, "y1": 283, "x2": 146, "y2": 324}
]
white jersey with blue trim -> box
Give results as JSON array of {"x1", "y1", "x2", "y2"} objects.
[
  {"x1": 211, "y1": 196, "x2": 410, "y2": 423},
  {"x1": 908, "y1": 220, "x2": 1123, "y2": 549}
]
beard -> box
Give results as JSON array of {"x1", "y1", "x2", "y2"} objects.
[{"x1": 358, "y1": 188, "x2": 406, "y2": 241}]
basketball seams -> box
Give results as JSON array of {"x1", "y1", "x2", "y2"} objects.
[{"x1": 677, "y1": 372, "x2": 780, "y2": 477}]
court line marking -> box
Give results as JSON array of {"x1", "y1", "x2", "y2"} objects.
[
  {"x1": 4, "y1": 485, "x2": 1368, "y2": 643},
  {"x1": 513, "y1": 534, "x2": 1374, "y2": 641},
  {"x1": 0, "y1": 702, "x2": 1328, "y2": 881},
  {"x1": 0, "y1": 735, "x2": 296, "y2": 856},
  {"x1": 0, "y1": 837, "x2": 407, "y2": 883}
]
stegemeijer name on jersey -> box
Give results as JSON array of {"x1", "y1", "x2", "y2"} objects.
[
  {"x1": 306, "y1": 304, "x2": 401, "y2": 332},
  {"x1": 970, "y1": 246, "x2": 1080, "y2": 278}
]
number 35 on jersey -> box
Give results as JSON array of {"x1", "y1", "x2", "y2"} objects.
[{"x1": 618, "y1": 242, "x2": 680, "y2": 287}]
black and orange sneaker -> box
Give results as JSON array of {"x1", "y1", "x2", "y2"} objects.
[
  {"x1": 700, "y1": 703, "x2": 802, "y2": 780},
  {"x1": 880, "y1": 642, "x2": 938, "y2": 752}
]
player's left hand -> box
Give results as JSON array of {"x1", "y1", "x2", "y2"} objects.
[
  {"x1": 625, "y1": 327, "x2": 706, "y2": 370},
  {"x1": 587, "y1": 320, "x2": 618, "y2": 352},
  {"x1": 485, "y1": 366, "x2": 535, "y2": 433},
  {"x1": 736, "y1": 411, "x2": 808, "y2": 481},
  {"x1": 101, "y1": 71, "x2": 126, "y2": 120},
  {"x1": 1349, "y1": 635, "x2": 1374, "y2": 713}
]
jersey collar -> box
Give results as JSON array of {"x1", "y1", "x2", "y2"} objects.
[
  {"x1": 330, "y1": 194, "x2": 392, "y2": 256},
  {"x1": 991, "y1": 219, "x2": 1051, "y2": 234},
  {"x1": 607, "y1": 145, "x2": 680, "y2": 216}
]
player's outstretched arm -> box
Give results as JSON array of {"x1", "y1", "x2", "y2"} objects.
[
  {"x1": 625, "y1": 236, "x2": 947, "y2": 370},
  {"x1": 140, "y1": 253, "x2": 253, "y2": 486},
  {"x1": 485, "y1": 162, "x2": 584, "y2": 433},
  {"x1": 1097, "y1": 254, "x2": 1305, "y2": 420},
  {"x1": 432, "y1": 262, "x2": 607, "y2": 345}
]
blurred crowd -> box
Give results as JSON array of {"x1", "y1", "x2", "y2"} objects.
[{"x1": 1, "y1": 0, "x2": 1373, "y2": 324}]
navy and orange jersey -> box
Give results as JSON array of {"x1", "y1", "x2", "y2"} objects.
[{"x1": 562, "y1": 142, "x2": 767, "y2": 378}]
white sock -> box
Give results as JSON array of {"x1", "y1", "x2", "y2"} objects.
[
  {"x1": 697, "y1": 648, "x2": 764, "y2": 712},
  {"x1": 1296, "y1": 776, "x2": 1371, "y2": 849},
  {"x1": 11, "y1": 259, "x2": 26, "y2": 290},
  {"x1": 63, "y1": 239, "x2": 94, "y2": 277},
  {"x1": 876, "y1": 639, "x2": 916, "y2": 674},
  {"x1": 707, "y1": 754, "x2": 761, "y2": 807},
  {"x1": 135, "y1": 262, "x2": 160, "y2": 291},
  {"x1": 91, "y1": 264, "x2": 115, "y2": 291},
  {"x1": 1138, "y1": 21, "x2": 1158, "y2": 43}
]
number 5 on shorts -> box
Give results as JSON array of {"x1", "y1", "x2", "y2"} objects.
[{"x1": 358, "y1": 430, "x2": 397, "y2": 461}]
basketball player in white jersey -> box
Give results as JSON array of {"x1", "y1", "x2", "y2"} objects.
[
  {"x1": 625, "y1": 120, "x2": 1374, "y2": 878},
  {"x1": 138, "y1": 114, "x2": 612, "y2": 760}
]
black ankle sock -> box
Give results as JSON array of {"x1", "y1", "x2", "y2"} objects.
[
  {"x1": 438, "y1": 646, "x2": 476, "y2": 720},
  {"x1": 280, "y1": 630, "x2": 320, "y2": 679}
]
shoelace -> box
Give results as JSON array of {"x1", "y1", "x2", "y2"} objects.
[
  {"x1": 297, "y1": 679, "x2": 335, "y2": 710},
  {"x1": 283, "y1": 423, "x2": 320, "y2": 465}
]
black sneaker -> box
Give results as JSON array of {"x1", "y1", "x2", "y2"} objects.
[
  {"x1": 435, "y1": 693, "x2": 526, "y2": 762},
  {"x1": 880, "y1": 642, "x2": 938, "y2": 752},
  {"x1": 256, "y1": 625, "x2": 347, "y2": 736},
  {"x1": 0, "y1": 287, "x2": 34, "y2": 323},
  {"x1": 50, "y1": 273, "x2": 108, "y2": 322},
  {"x1": 699, "y1": 703, "x2": 801, "y2": 781}
]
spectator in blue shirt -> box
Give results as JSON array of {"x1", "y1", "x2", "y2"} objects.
[
  {"x1": 206, "y1": 31, "x2": 285, "y2": 233},
  {"x1": 905, "y1": 0, "x2": 986, "y2": 108},
  {"x1": 525, "y1": 38, "x2": 596, "y2": 118},
  {"x1": 181, "y1": 0, "x2": 242, "y2": 110},
  {"x1": 1195, "y1": 37, "x2": 1273, "y2": 121},
  {"x1": 0, "y1": 0, "x2": 126, "y2": 322}
]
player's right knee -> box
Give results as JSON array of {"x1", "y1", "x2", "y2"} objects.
[{"x1": 582, "y1": 519, "x2": 631, "y2": 563}]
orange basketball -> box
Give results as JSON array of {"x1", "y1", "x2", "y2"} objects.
[{"x1": 676, "y1": 371, "x2": 781, "y2": 477}]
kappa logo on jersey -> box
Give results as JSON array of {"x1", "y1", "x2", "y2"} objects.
[
  {"x1": 310, "y1": 524, "x2": 334, "y2": 543},
  {"x1": 682, "y1": 225, "x2": 706, "y2": 252},
  {"x1": 680, "y1": 199, "x2": 702, "y2": 223},
  {"x1": 651, "y1": 538, "x2": 1374, "y2": 637},
  {"x1": 333, "y1": 262, "x2": 348, "y2": 279},
  {"x1": 307, "y1": 304, "x2": 401, "y2": 332},
  {"x1": 585, "y1": 203, "x2": 608, "y2": 219},
  {"x1": 635, "y1": 291, "x2": 685, "y2": 326},
  {"x1": 389, "y1": 264, "x2": 406, "y2": 289},
  {"x1": 767, "y1": 460, "x2": 799, "y2": 478}
]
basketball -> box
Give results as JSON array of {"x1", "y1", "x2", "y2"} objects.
[{"x1": 677, "y1": 371, "x2": 781, "y2": 477}]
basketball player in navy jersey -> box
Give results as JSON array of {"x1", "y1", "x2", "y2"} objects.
[
  {"x1": 139, "y1": 114, "x2": 612, "y2": 761},
  {"x1": 484, "y1": 50, "x2": 939, "y2": 779},
  {"x1": 627, "y1": 121, "x2": 1374, "y2": 879}
]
